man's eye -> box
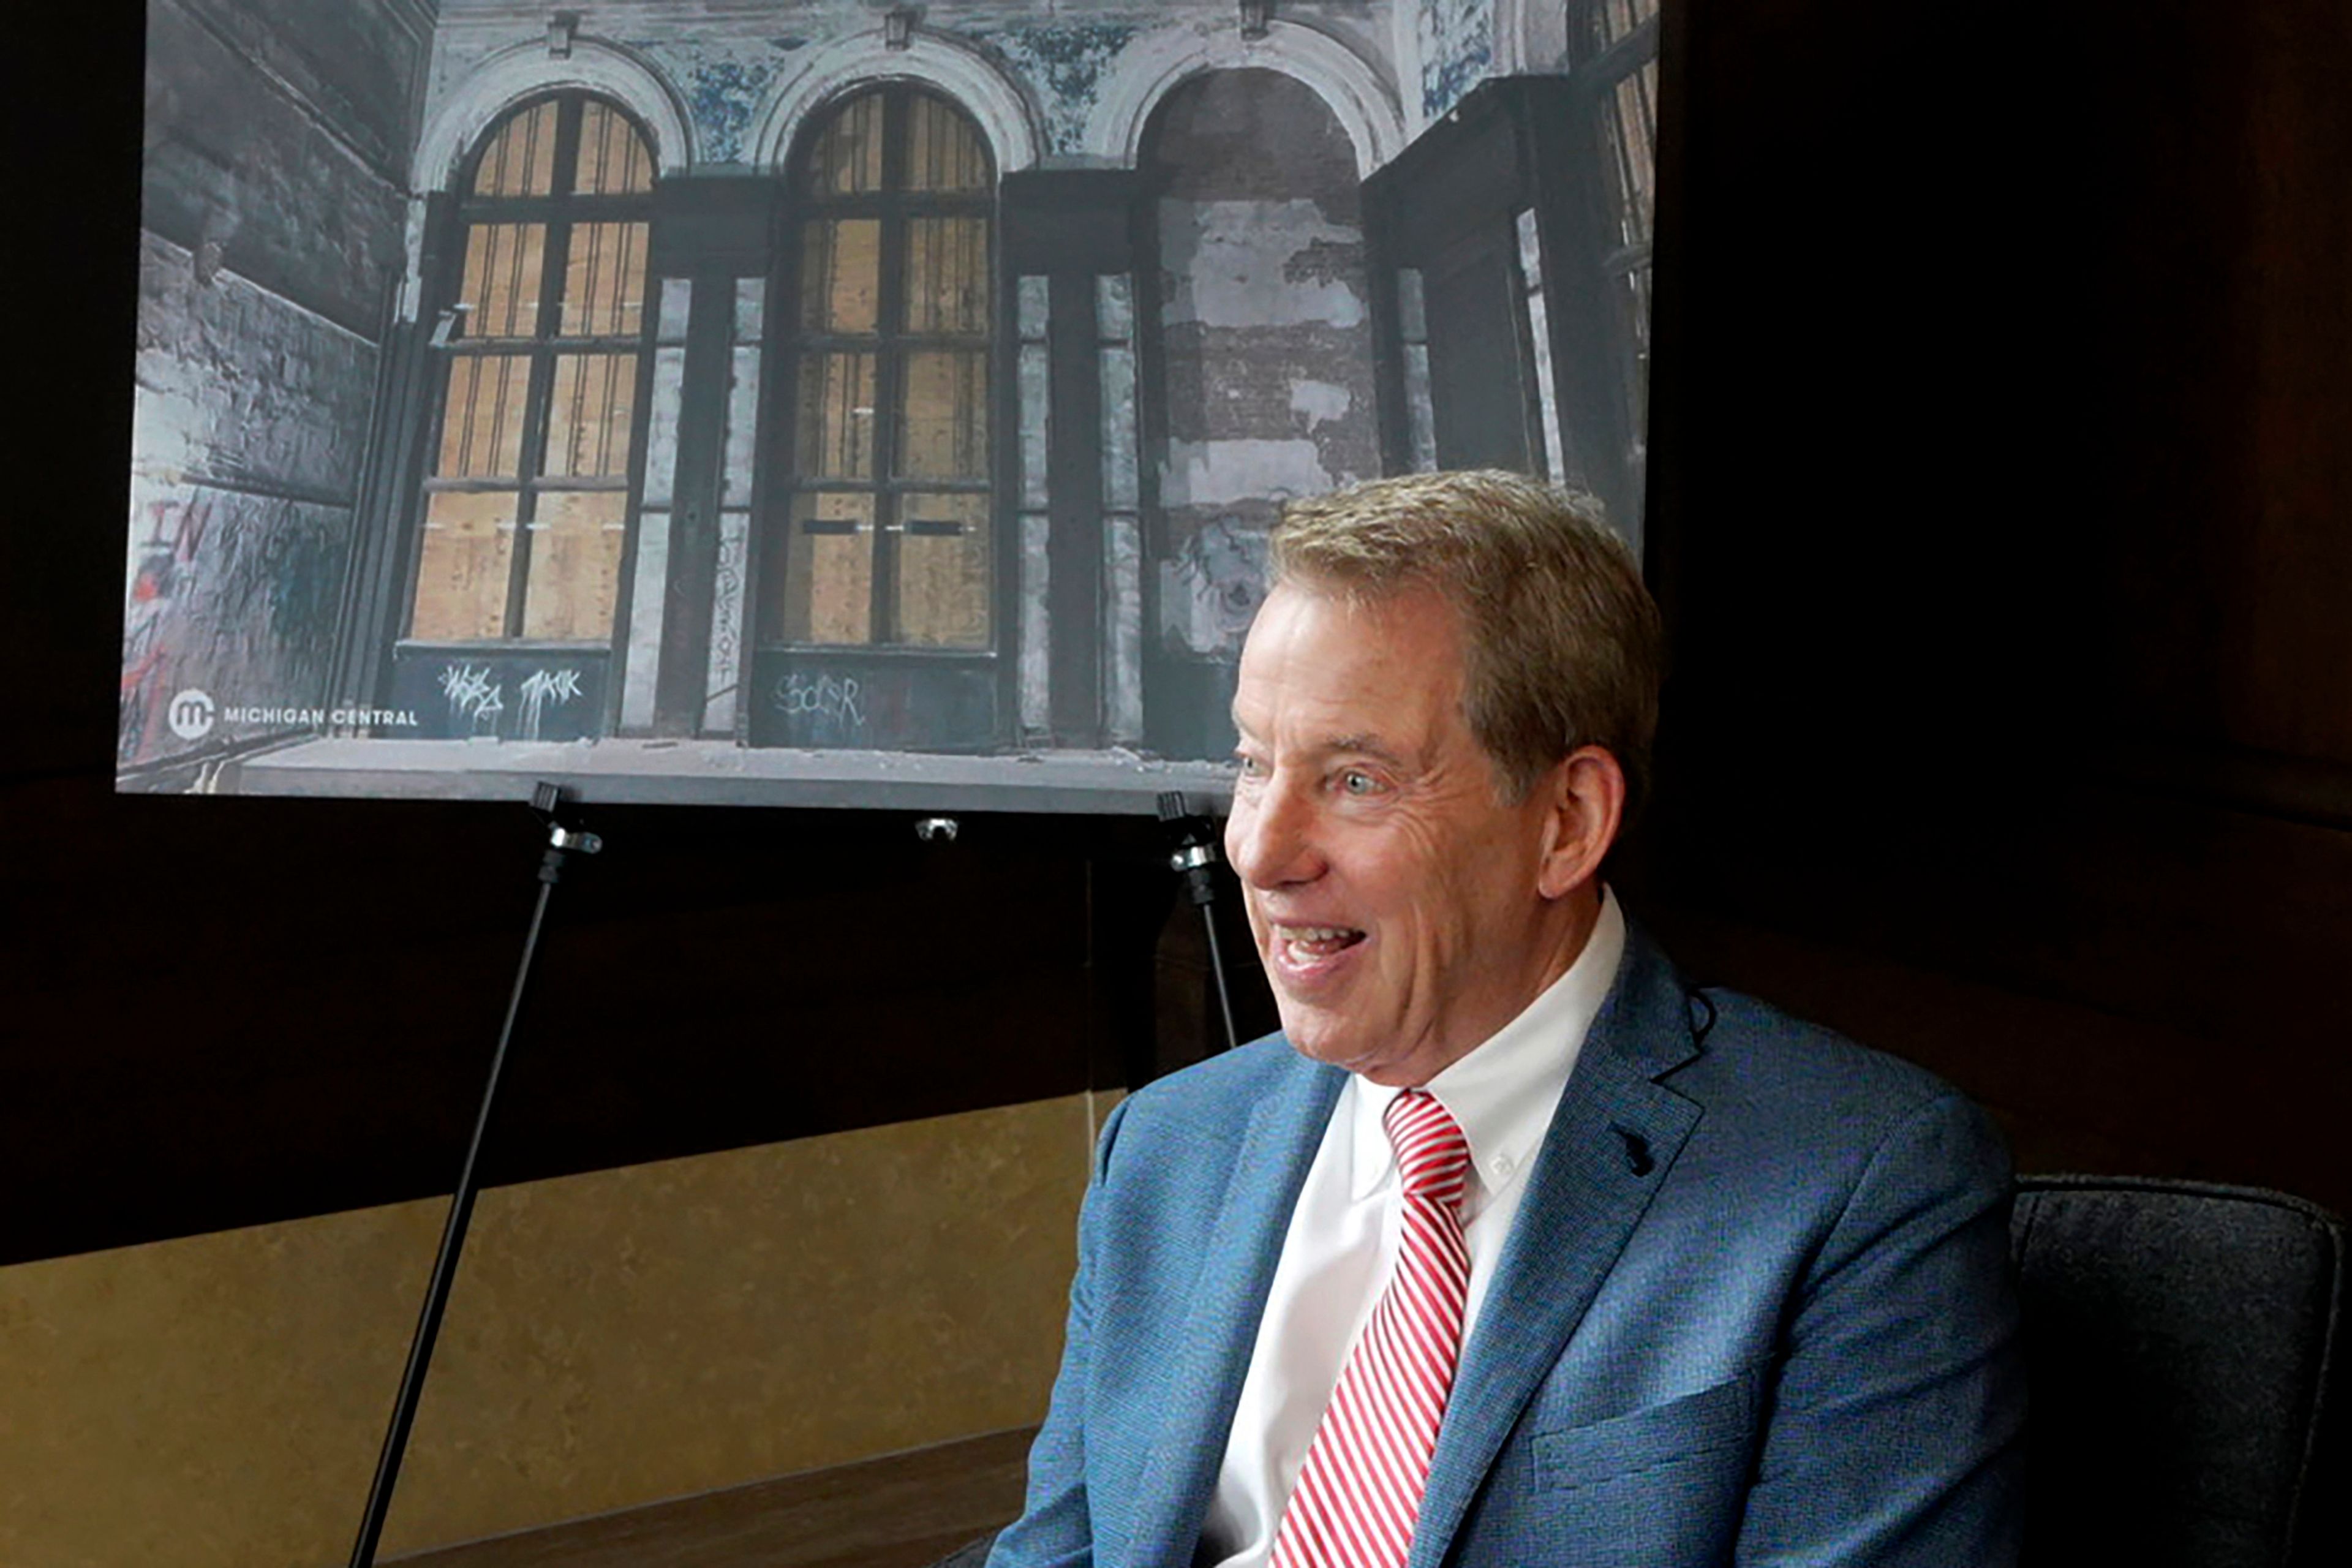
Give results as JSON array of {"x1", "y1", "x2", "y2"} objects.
[
  {"x1": 1340, "y1": 769, "x2": 1379, "y2": 795},
  {"x1": 1234, "y1": 753, "x2": 1267, "y2": 778}
]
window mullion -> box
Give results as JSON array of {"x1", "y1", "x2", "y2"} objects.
[
  {"x1": 870, "y1": 90, "x2": 913, "y2": 645},
  {"x1": 505, "y1": 344, "x2": 561, "y2": 636},
  {"x1": 505, "y1": 102, "x2": 586, "y2": 637}
]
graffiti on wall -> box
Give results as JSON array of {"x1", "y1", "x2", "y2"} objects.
[
  {"x1": 118, "y1": 491, "x2": 345, "y2": 767},
  {"x1": 119, "y1": 496, "x2": 215, "y2": 762},
  {"x1": 434, "y1": 662, "x2": 590, "y2": 741},
  {"x1": 437, "y1": 662, "x2": 504, "y2": 733},
  {"x1": 775, "y1": 670, "x2": 866, "y2": 729},
  {"x1": 519, "y1": 667, "x2": 585, "y2": 737},
  {"x1": 1419, "y1": 0, "x2": 1496, "y2": 121}
]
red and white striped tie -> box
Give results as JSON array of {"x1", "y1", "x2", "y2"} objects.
[{"x1": 1270, "y1": 1089, "x2": 1473, "y2": 1568}]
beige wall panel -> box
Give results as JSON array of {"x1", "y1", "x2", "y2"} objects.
[{"x1": 0, "y1": 1092, "x2": 1110, "y2": 1568}]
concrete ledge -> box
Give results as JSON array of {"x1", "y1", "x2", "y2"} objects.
[{"x1": 228, "y1": 737, "x2": 1236, "y2": 816}]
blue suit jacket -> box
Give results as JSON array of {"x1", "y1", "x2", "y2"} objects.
[{"x1": 990, "y1": 924, "x2": 2024, "y2": 1567}]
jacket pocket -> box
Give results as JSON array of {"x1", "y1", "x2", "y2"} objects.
[{"x1": 1529, "y1": 1371, "x2": 1758, "y2": 1492}]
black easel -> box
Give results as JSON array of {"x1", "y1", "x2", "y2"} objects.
[
  {"x1": 1158, "y1": 791, "x2": 1240, "y2": 1053},
  {"x1": 347, "y1": 782, "x2": 601, "y2": 1568}
]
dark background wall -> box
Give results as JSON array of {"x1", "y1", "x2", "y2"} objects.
[
  {"x1": 6, "y1": 0, "x2": 2346, "y2": 1273},
  {"x1": 1639, "y1": 0, "x2": 2352, "y2": 1215}
]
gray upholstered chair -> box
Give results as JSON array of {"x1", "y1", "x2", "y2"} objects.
[{"x1": 2010, "y1": 1174, "x2": 2346, "y2": 1568}]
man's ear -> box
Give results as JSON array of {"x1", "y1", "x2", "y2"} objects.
[{"x1": 1535, "y1": 745, "x2": 1626, "y2": 901}]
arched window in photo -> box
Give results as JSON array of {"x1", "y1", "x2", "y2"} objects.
[
  {"x1": 401, "y1": 94, "x2": 653, "y2": 733},
  {"x1": 752, "y1": 85, "x2": 999, "y2": 750}
]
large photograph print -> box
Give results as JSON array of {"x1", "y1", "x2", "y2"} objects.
[{"x1": 123, "y1": 0, "x2": 1660, "y2": 813}]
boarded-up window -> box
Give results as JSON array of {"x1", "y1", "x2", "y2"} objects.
[
  {"x1": 762, "y1": 87, "x2": 995, "y2": 651},
  {"x1": 410, "y1": 95, "x2": 653, "y2": 644}
]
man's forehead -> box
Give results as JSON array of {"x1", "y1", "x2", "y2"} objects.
[
  {"x1": 1236, "y1": 582, "x2": 1464, "y2": 718},
  {"x1": 1231, "y1": 654, "x2": 1442, "y2": 764},
  {"x1": 1230, "y1": 706, "x2": 1411, "y2": 763}
]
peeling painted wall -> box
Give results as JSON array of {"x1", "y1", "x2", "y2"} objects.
[
  {"x1": 632, "y1": 37, "x2": 797, "y2": 164},
  {"x1": 973, "y1": 21, "x2": 1138, "y2": 157},
  {"x1": 125, "y1": 0, "x2": 429, "y2": 772},
  {"x1": 1418, "y1": 0, "x2": 1496, "y2": 121},
  {"x1": 425, "y1": 2, "x2": 1399, "y2": 172},
  {"x1": 1144, "y1": 67, "x2": 1377, "y2": 756},
  {"x1": 1148, "y1": 69, "x2": 1377, "y2": 658},
  {"x1": 432, "y1": 13, "x2": 1115, "y2": 170}
]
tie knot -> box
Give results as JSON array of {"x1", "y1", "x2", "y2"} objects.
[{"x1": 1384, "y1": 1090, "x2": 1471, "y2": 1204}]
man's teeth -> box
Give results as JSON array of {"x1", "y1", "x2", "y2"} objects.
[{"x1": 1280, "y1": 926, "x2": 1360, "y2": 958}]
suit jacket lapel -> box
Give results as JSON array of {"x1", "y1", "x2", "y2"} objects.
[
  {"x1": 1122, "y1": 1051, "x2": 1348, "y2": 1568},
  {"x1": 1409, "y1": 925, "x2": 1708, "y2": 1568}
]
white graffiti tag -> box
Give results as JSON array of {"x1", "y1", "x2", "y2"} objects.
[
  {"x1": 518, "y1": 667, "x2": 584, "y2": 741},
  {"x1": 437, "y1": 663, "x2": 504, "y2": 729},
  {"x1": 778, "y1": 672, "x2": 865, "y2": 728}
]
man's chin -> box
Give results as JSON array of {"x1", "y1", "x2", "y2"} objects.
[
  {"x1": 1275, "y1": 1006, "x2": 1343, "y2": 1062},
  {"x1": 1275, "y1": 1005, "x2": 1455, "y2": 1087},
  {"x1": 1276, "y1": 1008, "x2": 1381, "y2": 1074}
]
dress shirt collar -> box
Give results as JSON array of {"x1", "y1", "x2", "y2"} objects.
[{"x1": 1346, "y1": 889, "x2": 1627, "y2": 1207}]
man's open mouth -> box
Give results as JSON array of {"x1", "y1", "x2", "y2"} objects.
[{"x1": 1276, "y1": 925, "x2": 1368, "y2": 967}]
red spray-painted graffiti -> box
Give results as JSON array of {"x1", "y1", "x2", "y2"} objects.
[{"x1": 118, "y1": 496, "x2": 214, "y2": 763}]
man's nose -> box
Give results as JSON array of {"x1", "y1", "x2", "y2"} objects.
[{"x1": 1227, "y1": 776, "x2": 1322, "y2": 888}]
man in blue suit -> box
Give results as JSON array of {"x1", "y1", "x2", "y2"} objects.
[{"x1": 990, "y1": 471, "x2": 2023, "y2": 1567}]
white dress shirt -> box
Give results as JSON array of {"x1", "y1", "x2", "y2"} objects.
[{"x1": 1198, "y1": 891, "x2": 1628, "y2": 1567}]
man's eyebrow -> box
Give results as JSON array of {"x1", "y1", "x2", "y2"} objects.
[
  {"x1": 1224, "y1": 721, "x2": 1411, "y2": 766},
  {"x1": 1327, "y1": 733, "x2": 1408, "y2": 765}
]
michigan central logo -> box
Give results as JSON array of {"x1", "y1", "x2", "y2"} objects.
[{"x1": 167, "y1": 688, "x2": 216, "y2": 741}]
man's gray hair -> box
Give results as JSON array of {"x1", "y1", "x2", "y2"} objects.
[{"x1": 1269, "y1": 469, "x2": 1664, "y2": 812}]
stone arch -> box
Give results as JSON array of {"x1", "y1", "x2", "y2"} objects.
[
  {"x1": 413, "y1": 36, "x2": 694, "y2": 190},
  {"x1": 1084, "y1": 20, "x2": 1405, "y2": 179},
  {"x1": 747, "y1": 29, "x2": 1042, "y2": 173}
]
